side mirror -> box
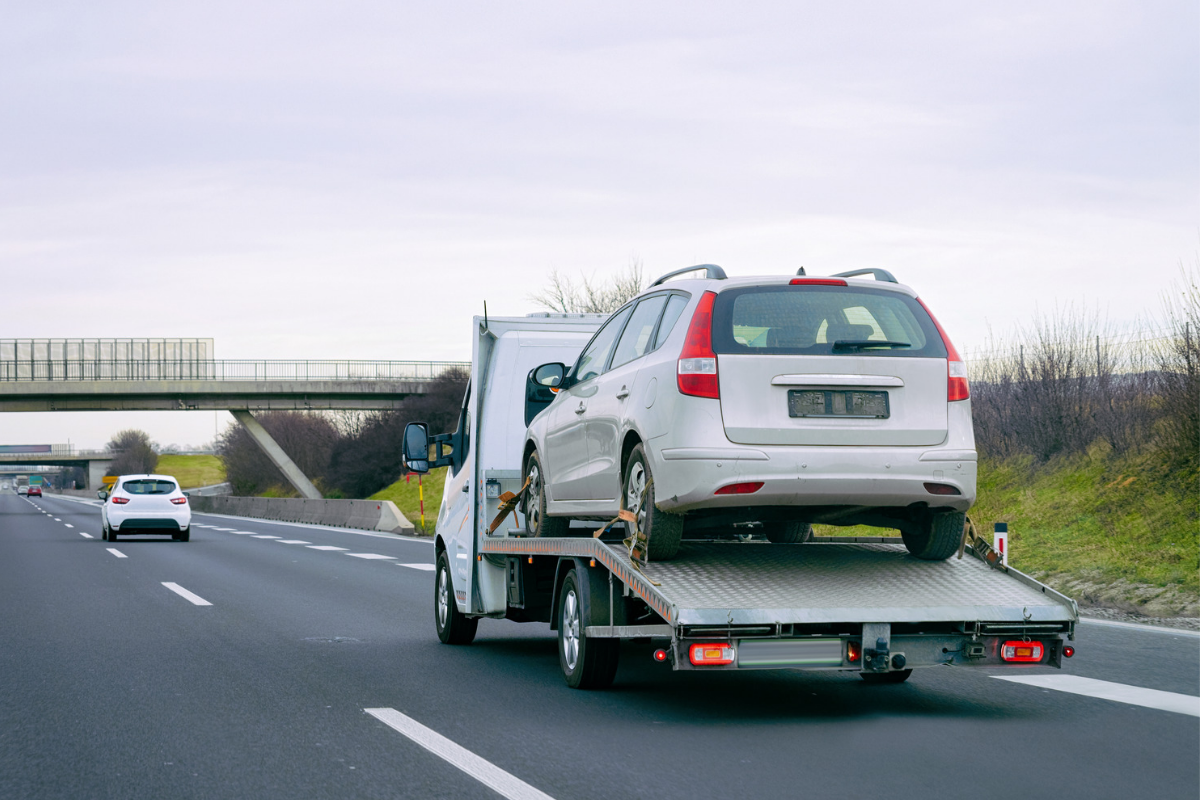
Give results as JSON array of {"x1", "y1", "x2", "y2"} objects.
[
  {"x1": 403, "y1": 422, "x2": 431, "y2": 474},
  {"x1": 533, "y1": 362, "x2": 566, "y2": 389},
  {"x1": 97, "y1": 490, "x2": 108, "y2": 500},
  {"x1": 525, "y1": 362, "x2": 567, "y2": 426}
]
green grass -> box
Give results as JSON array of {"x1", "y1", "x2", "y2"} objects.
[
  {"x1": 155, "y1": 454, "x2": 225, "y2": 489},
  {"x1": 370, "y1": 468, "x2": 448, "y2": 534}
]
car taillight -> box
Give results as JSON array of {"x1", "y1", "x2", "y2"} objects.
[
  {"x1": 689, "y1": 642, "x2": 735, "y2": 666},
  {"x1": 112, "y1": 497, "x2": 130, "y2": 504},
  {"x1": 714, "y1": 482, "x2": 764, "y2": 495},
  {"x1": 677, "y1": 290, "x2": 719, "y2": 399},
  {"x1": 1000, "y1": 641, "x2": 1044, "y2": 662},
  {"x1": 171, "y1": 497, "x2": 188, "y2": 505},
  {"x1": 917, "y1": 298, "x2": 970, "y2": 401},
  {"x1": 789, "y1": 278, "x2": 847, "y2": 286}
]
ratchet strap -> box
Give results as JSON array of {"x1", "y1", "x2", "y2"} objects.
[
  {"x1": 487, "y1": 477, "x2": 532, "y2": 535},
  {"x1": 957, "y1": 514, "x2": 1005, "y2": 570}
]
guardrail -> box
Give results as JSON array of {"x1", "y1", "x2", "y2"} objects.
[{"x1": 0, "y1": 360, "x2": 470, "y2": 382}]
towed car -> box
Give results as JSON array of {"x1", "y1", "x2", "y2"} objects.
[{"x1": 100, "y1": 475, "x2": 191, "y2": 542}]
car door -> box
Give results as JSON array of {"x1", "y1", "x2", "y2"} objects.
[
  {"x1": 543, "y1": 305, "x2": 632, "y2": 501},
  {"x1": 583, "y1": 294, "x2": 670, "y2": 504}
]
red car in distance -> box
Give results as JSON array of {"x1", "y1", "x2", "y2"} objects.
[{"x1": 27, "y1": 485, "x2": 42, "y2": 497}]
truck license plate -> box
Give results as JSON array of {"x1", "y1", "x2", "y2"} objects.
[{"x1": 788, "y1": 390, "x2": 889, "y2": 419}]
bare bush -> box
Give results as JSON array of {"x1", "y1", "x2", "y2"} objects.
[
  {"x1": 105, "y1": 429, "x2": 159, "y2": 476},
  {"x1": 1151, "y1": 263, "x2": 1200, "y2": 474},
  {"x1": 530, "y1": 260, "x2": 646, "y2": 314},
  {"x1": 217, "y1": 412, "x2": 340, "y2": 496}
]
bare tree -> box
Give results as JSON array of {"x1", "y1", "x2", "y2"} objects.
[
  {"x1": 217, "y1": 412, "x2": 340, "y2": 496},
  {"x1": 105, "y1": 429, "x2": 159, "y2": 475},
  {"x1": 1151, "y1": 260, "x2": 1200, "y2": 473},
  {"x1": 530, "y1": 259, "x2": 646, "y2": 314}
]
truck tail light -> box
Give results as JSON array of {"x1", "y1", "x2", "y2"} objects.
[
  {"x1": 689, "y1": 642, "x2": 735, "y2": 666},
  {"x1": 111, "y1": 497, "x2": 130, "y2": 504},
  {"x1": 677, "y1": 291, "x2": 719, "y2": 399},
  {"x1": 1063, "y1": 645, "x2": 1075, "y2": 658},
  {"x1": 847, "y1": 641, "x2": 861, "y2": 662},
  {"x1": 917, "y1": 298, "x2": 970, "y2": 401},
  {"x1": 1000, "y1": 641, "x2": 1044, "y2": 662},
  {"x1": 171, "y1": 497, "x2": 188, "y2": 505},
  {"x1": 714, "y1": 482, "x2": 764, "y2": 495}
]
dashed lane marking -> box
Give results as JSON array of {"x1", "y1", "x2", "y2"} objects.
[
  {"x1": 232, "y1": 531, "x2": 258, "y2": 535},
  {"x1": 162, "y1": 582, "x2": 212, "y2": 606},
  {"x1": 399, "y1": 563, "x2": 436, "y2": 571},
  {"x1": 106, "y1": 548, "x2": 127, "y2": 559},
  {"x1": 64, "y1": 524, "x2": 74, "y2": 528},
  {"x1": 307, "y1": 545, "x2": 349, "y2": 551},
  {"x1": 346, "y1": 553, "x2": 395, "y2": 560},
  {"x1": 275, "y1": 540, "x2": 311, "y2": 544},
  {"x1": 365, "y1": 708, "x2": 554, "y2": 800},
  {"x1": 80, "y1": 532, "x2": 93, "y2": 539},
  {"x1": 213, "y1": 528, "x2": 236, "y2": 531},
  {"x1": 53, "y1": 518, "x2": 61, "y2": 521},
  {"x1": 992, "y1": 674, "x2": 1200, "y2": 717},
  {"x1": 252, "y1": 535, "x2": 281, "y2": 539}
]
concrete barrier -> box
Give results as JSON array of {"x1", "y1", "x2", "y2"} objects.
[{"x1": 186, "y1": 494, "x2": 415, "y2": 535}]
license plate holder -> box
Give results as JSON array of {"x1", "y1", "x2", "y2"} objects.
[{"x1": 788, "y1": 389, "x2": 890, "y2": 419}]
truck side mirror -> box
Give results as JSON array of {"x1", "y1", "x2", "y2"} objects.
[
  {"x1": 97, "y1": 490, "x2": 108, "y2": 500},
  {"x1": 403, "y1": 423, "x2": 431, "y2": 474},
  {"x1": 525, "y1": 362, "x2": 567, "y2": 426}
]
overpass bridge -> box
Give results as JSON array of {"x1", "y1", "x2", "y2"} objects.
[{"x1": 1, "y1": 339, "x2": 470, "y2": 500}]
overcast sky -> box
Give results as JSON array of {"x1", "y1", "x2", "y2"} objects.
[{"x1": 1, "y1": 1, "x2": 1196, "y2": 449}]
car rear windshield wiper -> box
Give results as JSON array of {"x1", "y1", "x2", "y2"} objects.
[{"x1": 831, "y1": 340, "x2": 912, "y2": 351}]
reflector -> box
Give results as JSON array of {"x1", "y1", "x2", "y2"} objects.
[
  {"x1": 689, "y1": 642, "x2": 735, "y2": 666},
  {"x1": 714, "y1": 482, "x2": 764, "y2": 496},
  {"x1": 653, "y1": 649, "x2": 668, "y2": 662}
]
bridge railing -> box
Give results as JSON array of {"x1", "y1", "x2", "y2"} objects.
[{"x1": 0, "y1": 360, "x2": 470, "y2": 382}]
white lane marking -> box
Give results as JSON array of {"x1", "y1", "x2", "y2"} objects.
[
  {"x1": 213, "y1": 528, "x2": 236, "y2": 531},
  {"x1": 64, "y1": 524, "x2": 74, "y2": 528},
  {"x1": 1079, "y1": 618, "x2": 1200, "y2": 638},
  {"x1": 365, "y1": 708, "x2": 554, "y2": 800},
  {"x1": 193, "y1": 512, "x2": 433, "y2": 544},
  {"x1": 307, "y1": 545, "x2": 349, "y2": 551},
  {"x1": 80, "y1": 532, "x2": 93, "y2": 539},
  {"x1": 162, "y1": 582, "x2": 212, "y2": 606},
  {"x1": 346, "y1": 553, "x2": 395, "y2": 560},
  {"x1": 275, "y1": 540, "x2": 311, "y2": 545},
  {"x1": 54, "y1": 518, "x2": 61, "y2": 521},
  {"x1": 106, "y1": 548, "x2": 127, "y2": 558},
  {"x1": 399, "y1": 563, "x2": 436, "y2": 571},
  {"x1": 992, "y1": 675, "x2": 1200, "y2": 717},
  {"x1": 252, "y1": 535, "x2": 281, "y2": 539},
  {"x1": 232, "y1": 531, "x2": 258, "y2": 535}
]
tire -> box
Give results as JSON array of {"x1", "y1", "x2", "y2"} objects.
[
  {"x1": 101, "y1": 522, "x2": 110, "y2": 542},
  {"x1": 108, "y1": 528, "x2": 118, "y2": 542},
  {"x1": 434, "y1": 550, "x2": 478, "y2": 645},
  {"x1": 623, "y1": 444, "x2": 683, "y2": 561},
  {"x1": 557, "y1": 569, "x2": 619, "y2": 690},
  {"x1": 524, "y1": 450, "x2": 570, "y2": 537},
  {"x1": 900, "y1": 511, "x2": 965, "y2": 561},
  {"x1": 763, "y1": 520, "x2": 813, "y2": 544},
  {"x1": 860, "y1": 669, "x2": 913, "y2": 684},
  {"x1": 174, "y1": 528, "x2": 190, "y2": 542}
]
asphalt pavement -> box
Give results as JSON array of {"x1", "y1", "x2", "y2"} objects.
[{"x1": 2, "y1": 490, "x2": 1197, "y2": 800}]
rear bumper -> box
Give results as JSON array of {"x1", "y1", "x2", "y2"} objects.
[
  {"x1": 650, "y1": 442, "x2": 976, "y2": 514},
  {"x1": 111, "y1": 512, "x2": 190, "y2": 532}
]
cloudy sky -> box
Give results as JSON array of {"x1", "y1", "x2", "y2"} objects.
[{"x1": 1, "y1": 1, "x2": 1196, "y2": 449}]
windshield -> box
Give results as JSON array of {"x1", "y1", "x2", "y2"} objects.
[
  {"x1": 122, "y1": 479, "x2": 177, "y2": 495},
  {"x1": 712, "y1": 285, "x2": 946, "y2": 358}
]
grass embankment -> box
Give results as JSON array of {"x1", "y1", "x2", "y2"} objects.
[
  {"x1": 155, "y1": 455, "x2": 225, "y2": 489},
  {"x1": 370, "y1": 468, "x2": 448, "y2": 534}
]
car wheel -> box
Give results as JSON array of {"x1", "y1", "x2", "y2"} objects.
[
  {"x1": 434, "y1": 550, "x2": 478, "y2": 645},
  {"x1": 900, "y1": 511, "x2": 965, "y2": 561},
  {"x1": 174, "y1": 528, "x2": 190, "y2": 542},
  {"x1": 860, "y1": 669, "x2": 913, "y2": 684},
  {"x1": 762, "y1": 520, "x2": 813, "y2": 544},
  {"x1": 558, "y1": 569, "x2": 619, "y2": 690},
  {"x1": 108, "y1": 528, "x2": 118, "y2": 542},
  {"x1": 623, "y1": 444, "x2": 683, "y2": 561},
  {"x1": 524, "y1": 451, "x2": 569, "y2": 537}
]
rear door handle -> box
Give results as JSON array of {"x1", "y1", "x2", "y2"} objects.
[
  {"x1": 616, "y1": 386, "x2": 630, "y2": 399},
  {"x1": 575, "y1": 402, "x2": 587, "y2": 414}
]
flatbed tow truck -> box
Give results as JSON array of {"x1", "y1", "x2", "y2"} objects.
[{"x1": 403, "y1": 313, "x2": 1078, "y2": 688}]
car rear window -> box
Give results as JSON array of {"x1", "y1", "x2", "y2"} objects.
[
  {"x1": 711, "y1": 285, "x2": 947, "y2": 358},
  {"x1": 122, "y1": 479, "x2": 177, "y2": 495}
]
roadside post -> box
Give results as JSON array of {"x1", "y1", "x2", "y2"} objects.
[{"x1": 994, "y1": 522, "x2": 1008, "y2": 566}]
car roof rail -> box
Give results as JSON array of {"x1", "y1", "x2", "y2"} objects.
[
  {"x1": 831, "y1": 268, "x2": 898, "y2": 283},
  {"x1": 650, "y1": 264, "x2": 728, "y2": 287}
]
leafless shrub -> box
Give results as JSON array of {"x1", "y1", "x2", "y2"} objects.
[
  {"x1": 530, "y1": 259, "x2": 646, "y2": 314},
  {"x1": 217, "y1": 412, "x2": 340, "y2": 496},
  {"x1": 1149, "y1": 262, "x2": 1200, "y2": 474},
  {"x1": 105, "y1": 429, "x2": 159, "y2": 475}
]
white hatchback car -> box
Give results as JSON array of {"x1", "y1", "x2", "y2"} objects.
[
  {"x1": 522, "y1": 265, "x2": 976, "y2": 561},
  {"x1": 100, "y1": 474, "x2": 192, "y2": 542}
]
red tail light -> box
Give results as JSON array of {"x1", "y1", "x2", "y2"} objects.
[
  {"x1": 917, "y1": 298, "x2": 970, "y2": 401},
  {"x1": 1000, "y1": 641, "x2": 1044, "y2": 662},
  {"x1": 714, "y1": 482, "x2": 764, "y2": 495},
  {"x1": 677, "y1": 291, "x2": 719, "y2": 399},
  {"x1": 111, "y1": 496, "x2": 130, "y2": 504},
  {"x1": 689, "y1": 642, "x2": 735, "y2": 666},
  {"x1": 171, "y1": 497, "x2": 188, "y2": 505},
  {"x1": 847, "y1": 641, "x2": 861, "y2": 662},
  {"x1": 923, "y1": 482, "x2": 962, "y2": 495},
  {"x1": 790, "y1": 278, "x2": 847, "y2": 286},
  {"x1": 1063, "y1": 645, "x2": 1075, "y2": 658}
]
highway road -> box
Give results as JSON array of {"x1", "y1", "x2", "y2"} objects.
[{"x1": 2, "y1": 490, "x2": 1197, "y2": 800}]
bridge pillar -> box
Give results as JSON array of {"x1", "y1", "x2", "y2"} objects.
[
  {"x1": 229, "y1": 410, "x2": 322, "y2": 500},
  {"x1": 87, "y1": 459, "x2": 113, "y2": 490}
]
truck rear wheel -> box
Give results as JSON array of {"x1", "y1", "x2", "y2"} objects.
[
  {"x1": 435, "y1": 550, "x2": 478, "y2": 645},
  {"x1": 762, "y1": 520, "x2": 813, "y2": 544},
  {"x1": 524, "y1": 451, "x2": 570, "y2": 538},
  {"x1": 623, "y1": 444, "x2": 683, "y2": 561},
  {"x1": 901, "y1": 511, "x2": 965, "y2": 561},
  {"x1": 558, "y1": 569, "x2": 619, "y2": 689}
]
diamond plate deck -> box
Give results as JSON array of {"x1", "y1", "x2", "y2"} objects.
[{"x1": 481, "y1": 537, "x2": 1077, "y2": 627}]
